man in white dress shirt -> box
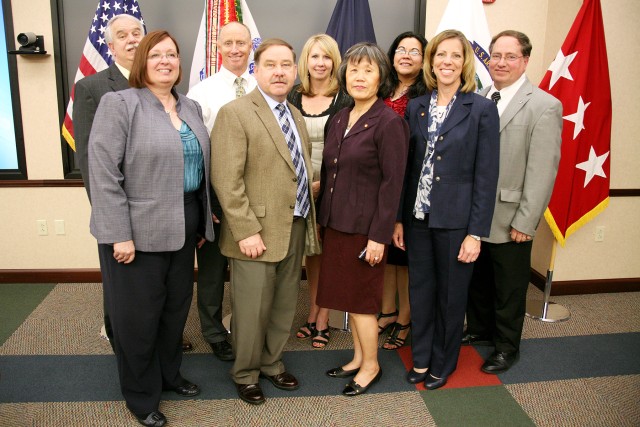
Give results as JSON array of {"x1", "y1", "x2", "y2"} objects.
[{"x1": 187, "y1": 21, "x2": 257, "y2": 361}]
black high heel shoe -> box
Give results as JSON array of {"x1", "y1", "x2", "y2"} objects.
[
  {"x1": 342, "y1": 368, "x2": 382, "y2": 396},
  {"x1": 326, "y1": 366, "x2": 359, "y2": 378},
  {"x1": 377, "y1": 310, "x2": 398, "y2": 335},
  {"x1": 406, "y1": 367, "x2": 429, "y2": 384}
]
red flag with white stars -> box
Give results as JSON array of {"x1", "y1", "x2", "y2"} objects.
[{"x1": 540, "y1": 0, "x2": 611, "y2": 246}]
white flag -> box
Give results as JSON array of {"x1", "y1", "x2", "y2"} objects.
[{"x1": 435, "y1": 0, "x2": 492, "y2": 90}]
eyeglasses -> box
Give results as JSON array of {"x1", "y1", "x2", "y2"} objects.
[
  {"x1": 489, "y1": 54, "x2": 524, "y2": 63},
  {"x1": 395, "y1": 48, "x2": 422, "y2": 57},
  {"x1": 147, "y1": 52, "x2": 179, "y2": 61}
]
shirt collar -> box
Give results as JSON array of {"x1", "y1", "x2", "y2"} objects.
[{"x1": 114, "y1": 62, "x2": 130, "y2": 79}]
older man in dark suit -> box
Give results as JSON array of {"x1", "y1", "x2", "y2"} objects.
[
  {"x1": 464, "y1": 30, "x2": 563, "y2": 374},
  {"x1": 73, "y1": 14, "x2": 144, "y2": 348}
]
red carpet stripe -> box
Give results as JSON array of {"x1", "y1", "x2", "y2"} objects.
[{"x1": 396, "y1": 345, "x2": 502, "y2": 390}]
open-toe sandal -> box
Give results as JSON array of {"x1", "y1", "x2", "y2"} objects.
[
  {"x1": 383, "y1": 323, "x2": 410, "y2": 351},
  {"x1": 377, "y1": 310, "x2": 398, "y2": 335},
  {"x1": 296, "y1": 322, "x2": 316, "y2": 339},
  {"x1": 312, "y1": 328, "x2": 330, "y2": 349}
]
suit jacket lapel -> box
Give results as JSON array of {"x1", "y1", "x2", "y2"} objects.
[
  {"x1": 439, "y1": 91, "x2": 472, "y2": 136},
  {"x1": 107, "y1": 63, "x2": 130, "y2": 92},
  {"x1": 499, "y1": 77, "x2": 533, "y2": 132},
  {"x1": 343, "y1": 98, "x2": 384, "y2": 140},
  {"x1": 250, "y1": 90, "x2": 296, "y2": 174}
]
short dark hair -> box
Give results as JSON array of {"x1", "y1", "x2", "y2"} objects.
[
  {"x1": 129, "y1": 30, "x2": 182, "y2": 88},
  {"x1": 386, "y1": 31, "x2": 428, "y2": 99},
  {"x1": 337, "y1": 42, "x2": 393, "y2": 99},
  {"x1": 489, "y1": 30, "x2": 532, "y2": 57},
  {"x1": 254, "y1": 38, "x2": 296, "y2": 65}
]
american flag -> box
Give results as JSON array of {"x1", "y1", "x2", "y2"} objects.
[{"x1": 61, "y1": 0, "x2": 145, "y2": 151}]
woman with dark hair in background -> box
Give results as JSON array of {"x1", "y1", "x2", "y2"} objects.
[
  {"x1": 89, "y1": 30, "x2": 213, "y2": 426},
  {"x1": 316, "y1": 42, "x2": 408, "y2": 396},
  {"x1": 378, "y1": 31, "x2": 428, "y2": 352},
  {"x1": 287, "y1": 34, "x2": 351, "y2": 349},
  {"x1": 398, "y1": 29, "x2": 499, "y2": 390}
]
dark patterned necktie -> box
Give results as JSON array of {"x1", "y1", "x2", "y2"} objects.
[
  {"x1": 491, "y1": 91, "x2": 501, "y2": 105},
  {"x1": 275, "y1": 103, "x2": 310, "y2": 217}
]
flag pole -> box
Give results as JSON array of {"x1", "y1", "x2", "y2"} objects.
[{"x1": 526, "y1": 240, "x2": 571, "y2": 322}]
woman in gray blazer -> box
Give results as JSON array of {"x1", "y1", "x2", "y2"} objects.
[{"x1": 88, "y1": 31, "x2": 213, "y2": 427}]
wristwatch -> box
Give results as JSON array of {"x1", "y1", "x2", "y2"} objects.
[{"x1": 469, "y1": 234, "x2": 481, "y2": 241}]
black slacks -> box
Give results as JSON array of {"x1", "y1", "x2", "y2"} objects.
[
  {"x1": 196, "y1": 221, "x2": 229, "y2": 344},
  {"x1": 98, "y1": 193, "x2": 200, "y2": 415},
  {"x1": 466, "y1": 240, "x2": 533, "y2": 353},
  {"x1": 406, "y1": 217, "x2": 473, "y2": 379}
]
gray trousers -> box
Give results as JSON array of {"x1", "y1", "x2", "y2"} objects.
[{"x1": 229, "y1": 218, "x2": 306, "y2": 384}]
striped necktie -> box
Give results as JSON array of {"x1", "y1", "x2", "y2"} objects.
[
  {"x1": 275, "y1": 103, "x2": 310, "y2": 218},
  {"x1": 234, "y1": 77, "x2": 245, "y2": 98}
]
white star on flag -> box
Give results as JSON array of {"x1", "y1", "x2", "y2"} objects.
[
  {"x1": 563, "y1": 96, "x2": 591, "y2": 139},
  {"x1": 547, "y1": 49, "x2": 578, "y2": 90},
  {"x1": 103, "y1": 2, "x2": 110, "y2": 10},
  {"x1": 114, "y1": 2, "x2": 121, "y2": 11},
  {"x1": 100, "y1": 13, "x2": 109, "y2": 22},
  {"x1": 575, "y1": 146, "x2": 609, "y2": 187}
]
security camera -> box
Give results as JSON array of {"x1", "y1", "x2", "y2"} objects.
[
  {"x1": 17, "y1": 32, "x2": 37, "y2": 47},
  {"x1": 10, "y1": 32, "x2": 46, "y2": 54}
]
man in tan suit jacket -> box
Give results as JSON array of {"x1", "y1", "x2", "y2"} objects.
[
  {"x1": 464, "y1": 30, "x2": 562, "y2": 374},
  {"x1": 211, "y1": 38, "x2": 320, "y2": 406}
]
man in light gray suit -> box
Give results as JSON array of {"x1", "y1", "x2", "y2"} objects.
[
  {"x1": 72, "y1": 13, "x2": 143, "y2": 348},
  {"x1": 464, "y1": 30, "x2": 562, "y2": 374}
]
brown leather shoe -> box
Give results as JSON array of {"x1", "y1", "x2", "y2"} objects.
[
  {"x1": 260, "y1": 371, "x2": 299, "y2": 390},
  {"x1": 182, "y1": 338, "x2": 193, "y2": 352},
  {"x1": 235, "y1": 383, "x2": 265, "y2": 405}
]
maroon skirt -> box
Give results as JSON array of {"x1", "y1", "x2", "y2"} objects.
[{"x1": 316, "y1": 227, "x2": 386, "y2": 314}]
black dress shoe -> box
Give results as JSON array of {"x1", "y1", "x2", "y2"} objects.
[
  {"x1": 461, "y1": 333, "x2": 493, "y2": 346},
  {"x1": 326, "y1": 366, "x2": 359, "y2": 378},
  {"x1": 173, "y1": 381, "x2": 201, "y2": 397},
  {"x1": 342, "y1": 368, "x2": 382, "y2": 396},
  {"x1": 481, "y1": 351, "x2": 519, "y2": 374},
  {"x1": 260, "y1": 371, "x2": 299, "y2": 390},
  {"x1": 406, "y1": 368, "x2": 429, "y2": 384},
  {"x1": 210, "y1": 340, "x2": 235, "y2": 361},
  {"x1": 182, "y1": 338, "x2": 193, "y2": 352},
  {"x1": 235, "y1": 383, "x2": 266, "y2": 405},
  {"x1": 424, "y1": 373, "x2": 447, "y2": 390},
  {"x1": 134, "y1": 411, "x2": 166, "y2": 427}
]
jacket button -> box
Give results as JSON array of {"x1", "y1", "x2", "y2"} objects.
[
  {"x1": 330, "y1": 188, "x2": 334, "y2": 193},
  {"x1": 333, "y1": 158, "x2": 338, "y2": 164},
  {"x1": 289, "y1": 205, "x2": 295, "y2": 209},
  {"x1": 435, "y1": 176, "x2": 440, "y2": 182},
  {"x1": 333, "y1": 173, "x2": 336, "y2": 179},
  {"x1": 438, "y1": 136, "x2": 444, "y2": 141},
  {"x1": 293, "y1": 177, "x2": 297, "y2": 182},
  {"x1": 436, "y1": 156, "x2": 442, "y2": 161}
]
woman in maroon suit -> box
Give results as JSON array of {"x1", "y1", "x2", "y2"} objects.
[{"x1": 316, "y1": 42, "x2": 409, "y2": 396}]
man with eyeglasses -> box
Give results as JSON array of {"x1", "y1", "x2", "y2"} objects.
[{"x1": 463, "y1": 30, "x2": 563, "y2": 374}]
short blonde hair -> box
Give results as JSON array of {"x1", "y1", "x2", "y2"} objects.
[
  {"x1": 423, "y1": 29, "x2": 476, "y2": 93},
  {"x1": 297, "y1": 34, "x2": 341, "y2": 97}
]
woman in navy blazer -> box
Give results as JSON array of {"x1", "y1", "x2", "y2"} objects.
[
  {"x1": 89, "y1": 31, "x2": 213, "y2": 426},
  {"x1": 395, "y1": 30, "x2": 499, "y2": 390}
]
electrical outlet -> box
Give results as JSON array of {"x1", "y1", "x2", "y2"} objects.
[
  {"x1": 54, "y1": 220, "x2": 65, "y2": 235},
  {"x1": 37, "y1": 220, "x2": 48, "y2": 236},
  {"x1": 595, "y1": 226, "x2": 605, "y2": 242}
]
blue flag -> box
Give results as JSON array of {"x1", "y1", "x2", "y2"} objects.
[{"x1": 326, "y1": 0, "x2": 376, "y2": 56}]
